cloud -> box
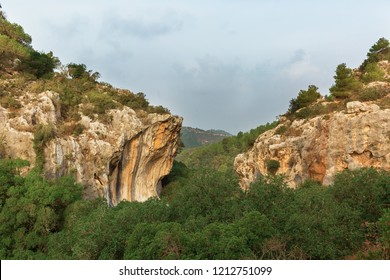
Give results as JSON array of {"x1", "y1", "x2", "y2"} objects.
[
  {"x1": 283, "y1": 49, "x2": 321, "y2": 80},
  {"x1": 105, "y1": 10, "x2": 184, "y2": 39}
]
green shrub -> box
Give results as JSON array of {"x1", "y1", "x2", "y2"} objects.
[
  {"x1": 329, "y1": 63, "x2": 362, "y2": 99},
  {"x1": 0, "y1": 15, "x2": 32, "y2": 46},
  {"x1": 288, "y1": 85, "x2": 321, "y2": 113},
  {"x1": 33, "y1": 124, "x2": 57, "y2": 170},
  {"x1": 266, "y1": 159, "x2": 280, "y2": 175},
  {"x1": 20, "y1": 51, "x2": 58, "y2": 78},
  {"x1": 330, "y1": 168, "x2": 390, "y2": 222},
  {"x1": 378, "y1": 210, "x2": 390, "y2": 259},
  {"x1": 73, "y1": 123, "x2": 85, "y2": 137},
  {"x1": 358, "y1": 87, "x2": 388, "y2": 101},
  {"x1": 360, "y1": 38, "x2": 390, "y2": 71},
  {"x1": 362, "y1": 63, "x2": 385, "y2": 84},
  {"x1": 67, "y1": 63, "x2": 100, "y2": 81},
  {"x1": 0, "y1": 168, "x2": 82, "y2": 259},
  {"x1": 84, "y1": 91, "x2": 118, "y2": 116},
  {"x1": 0, "y1": 34, "x2": 30, "y2": 68},
  {"x1": 284, "y1": 185, "x2": 363, "y2": 259},
  {"x1": 275, "y1": 125, "x2": 288, "y2": 135},
  {"x1": 0, "y1": 96, "x2": 21, "y2": 109}
]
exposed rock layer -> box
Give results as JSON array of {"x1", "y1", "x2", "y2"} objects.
[{"x1": 234, "y1": 100, "x2": 390, "y2": 190}]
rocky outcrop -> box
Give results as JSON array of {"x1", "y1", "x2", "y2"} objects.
[
  {"x1": 0, "y1": 90, "x2": 182, "y2": 202},
  {"x1": 107, "y1": 117, "x2": 182, "y2": 206},
  {"x1": 234, "y1": 100, "x2": 390, "y2": 190}
]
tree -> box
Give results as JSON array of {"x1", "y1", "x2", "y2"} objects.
[
  {"x1": 67, "y1": 63, "x2": 100, "y2": 81},
  {"x1": 360, "y1": 37, "x2": 390, "y2": 71},
  {"x1": 361, "y1": 62, "x2": 385, "y2": 83},
  {"x1": 288, "y1": 85, "x2": 321, "y2": 113},
  {"x1": 0, "y1": 167, "x2": 82, "y2": 259},
  {"x1": 67, "y1": 63, "x2": 87, "y2": 79},
  {"x1": 20, "y1": 51, "x2": 58, "y2": 78},
  {"x1": 329, "y1": 63, "x2": 361, "y2": 98},
  {"x1": 0, "y1": 15, "x2": 32, "y2": 46}
]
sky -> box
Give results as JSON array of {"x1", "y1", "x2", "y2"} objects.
[{"x1": 2, "y1": 0, "x2": 390, "y2": 134}]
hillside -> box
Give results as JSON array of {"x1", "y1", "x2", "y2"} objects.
[
  {"x1": 180, "y1": 126, "x2": 231, "y2": 148},
  {"x1": 176, "y1": 122, "x2": 278, "y2": 172},
  {"x1": 235, "y1": 38, "x2": 390, "y2": 190},
  {"x1": 0, "y1": 12, "x2": 182, "y2": 202}
]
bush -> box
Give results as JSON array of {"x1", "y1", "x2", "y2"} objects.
[
  {"x1": 0, "y1": 15, "x2": 32, "y2": 46},
  {"x1": 361, "y1": 63, "x2": 385, "y2": 84},
  {"x1": 284, "y1": 185, "x2": 363, "y2": 259},
  {"x1": 360, "y1": 38, "x2": 390, "y2": 71},
  {"x1": 67, "y1": 63, "x2": 100, "y2": 82},
  {"x1": 288, "y1": 85, "x2": 321, "y2": 113},
  {"x1": 266, "y1": 159, "x2": 280, "y2": 175},
  {"x1": 0, "y1": 167, "x2": 82, "y2": 259},
  {"x1": 330, "y1": 168, "x2": 390, "y2": 222},
  {"x1": 73, "y1": 123, "x2": 85, "y2": 137},
  {"x1": 0, "y1": 96, "x2": 21, "y2": 109},
  {"x1": 33, "y1": 124, "x2": 57, "y2": 170},
  {"x1": 329, "y1": 63, "x2": 362, "y2": 99},
  {"x1": 275, "y1": 125, "x2": 288, "y2": 135},
  {"x1": 20, "y1": 51, "x2": 58, "y2": 78},
  {"x1": 0, "y1": 34, "x2": 30, "y2": 69},
  {"x1": 358, "y1": 87, "x2": 388, "y2": 101},
  {"x1": 85, "y1": 91, "x2": 118, "y2": 115}
]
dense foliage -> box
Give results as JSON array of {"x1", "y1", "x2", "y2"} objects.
[
  {"x1": 288, "y1": 85, "x2": 322, "y2": 114},
  {"x1": 0, "y1": 159, "x2": 388, "y2": 260},
  {"x1": 329, "y1": 63, "x2": 362, "y2": 99}
]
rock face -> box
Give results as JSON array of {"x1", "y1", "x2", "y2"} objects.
[
  {"x1": 107, "y1": 117, "x2": 182, "y2": 206},
  {"x1": 0, "y1": 90, "x2": 182, "y2": 202},
  {"x1": 234, "y1": 100, "x2": 390, "y2": 190}
]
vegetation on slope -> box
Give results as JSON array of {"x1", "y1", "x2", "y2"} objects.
[
  {"x1": 284, "y1": 37, "x2": 390, "y2": 121},
  {"x1": 0, "y1": 159, "x2": 389, "y2": 260},
  {"x1": 0, "y1": 13, "x2": 170, "y2": 126},
  {"x1": 180, "y1": 127, "x2": 232, "y2": 148},
  {"x1": 176, "y1": 122, "x2": 278, "y2": 172}
]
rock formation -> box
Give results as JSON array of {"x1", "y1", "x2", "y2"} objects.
[
  {"x1": 234, "y1": 100, "x2": 390, "y2": 190},
  {"x1": 0, "y1": 90, "x2": 182, "y2": 202},
  {"x1": 107, "y1": 116, "x2": 182, "y2": 206}
]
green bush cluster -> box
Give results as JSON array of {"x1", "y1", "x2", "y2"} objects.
[
  {"x1": 329, "y1": 63, "x2": 362, "y2": 99},
  {"x1": 361, "y1": 63, "x2": 386, "y2": 84},
  {"x1": 33, "y1": 124, "x2": 56, "y2": 170},
  {"x1": 328, "y1": 38, "x2": 390, "y2": 100},
  {"x1": 358, "y1": 87, "x2": 388, "y2": 102},
  {"x1": 0, "y1": 15, "x2": 57, "y2": 78},
  {"x1": 286, "y1": 37, "x2": 389, "y2": 116},
  {"x1": 0, "y1": 159, "x2": 82, "y2": 259},
  {"x1": 1, "y1": 160, "x2": 388, "y2": 260},
  {"x1": 360, "y1": 38, "x2": 390, "y2": 71},
  {"x1": 288, "y1": 85, "x2": 322, "y2": 114},
  {"x1": 0, "y1": 95, "x2": 21, "y2": 109},
  {"x1": 265, "y1": 159, "x2": 280, "y2": 175}
]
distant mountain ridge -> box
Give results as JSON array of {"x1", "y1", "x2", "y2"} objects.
[{"x1": 181, "y1": 126, "x2": 232, "y2": 148}]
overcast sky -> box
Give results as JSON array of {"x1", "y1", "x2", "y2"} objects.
[{"x1": 2, "y1": 1, "x2": 390, "y2": 133}]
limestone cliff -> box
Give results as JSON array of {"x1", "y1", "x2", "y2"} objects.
[
  {"x1": 107, "y1": 117, "x2": 182, "y2": 206},
  {"x1": 0, "y1": 90, "x2": 182, "y2": 202},
  {"x1": 234, "y1": 99, "x2": 390, "y2": 190}
]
